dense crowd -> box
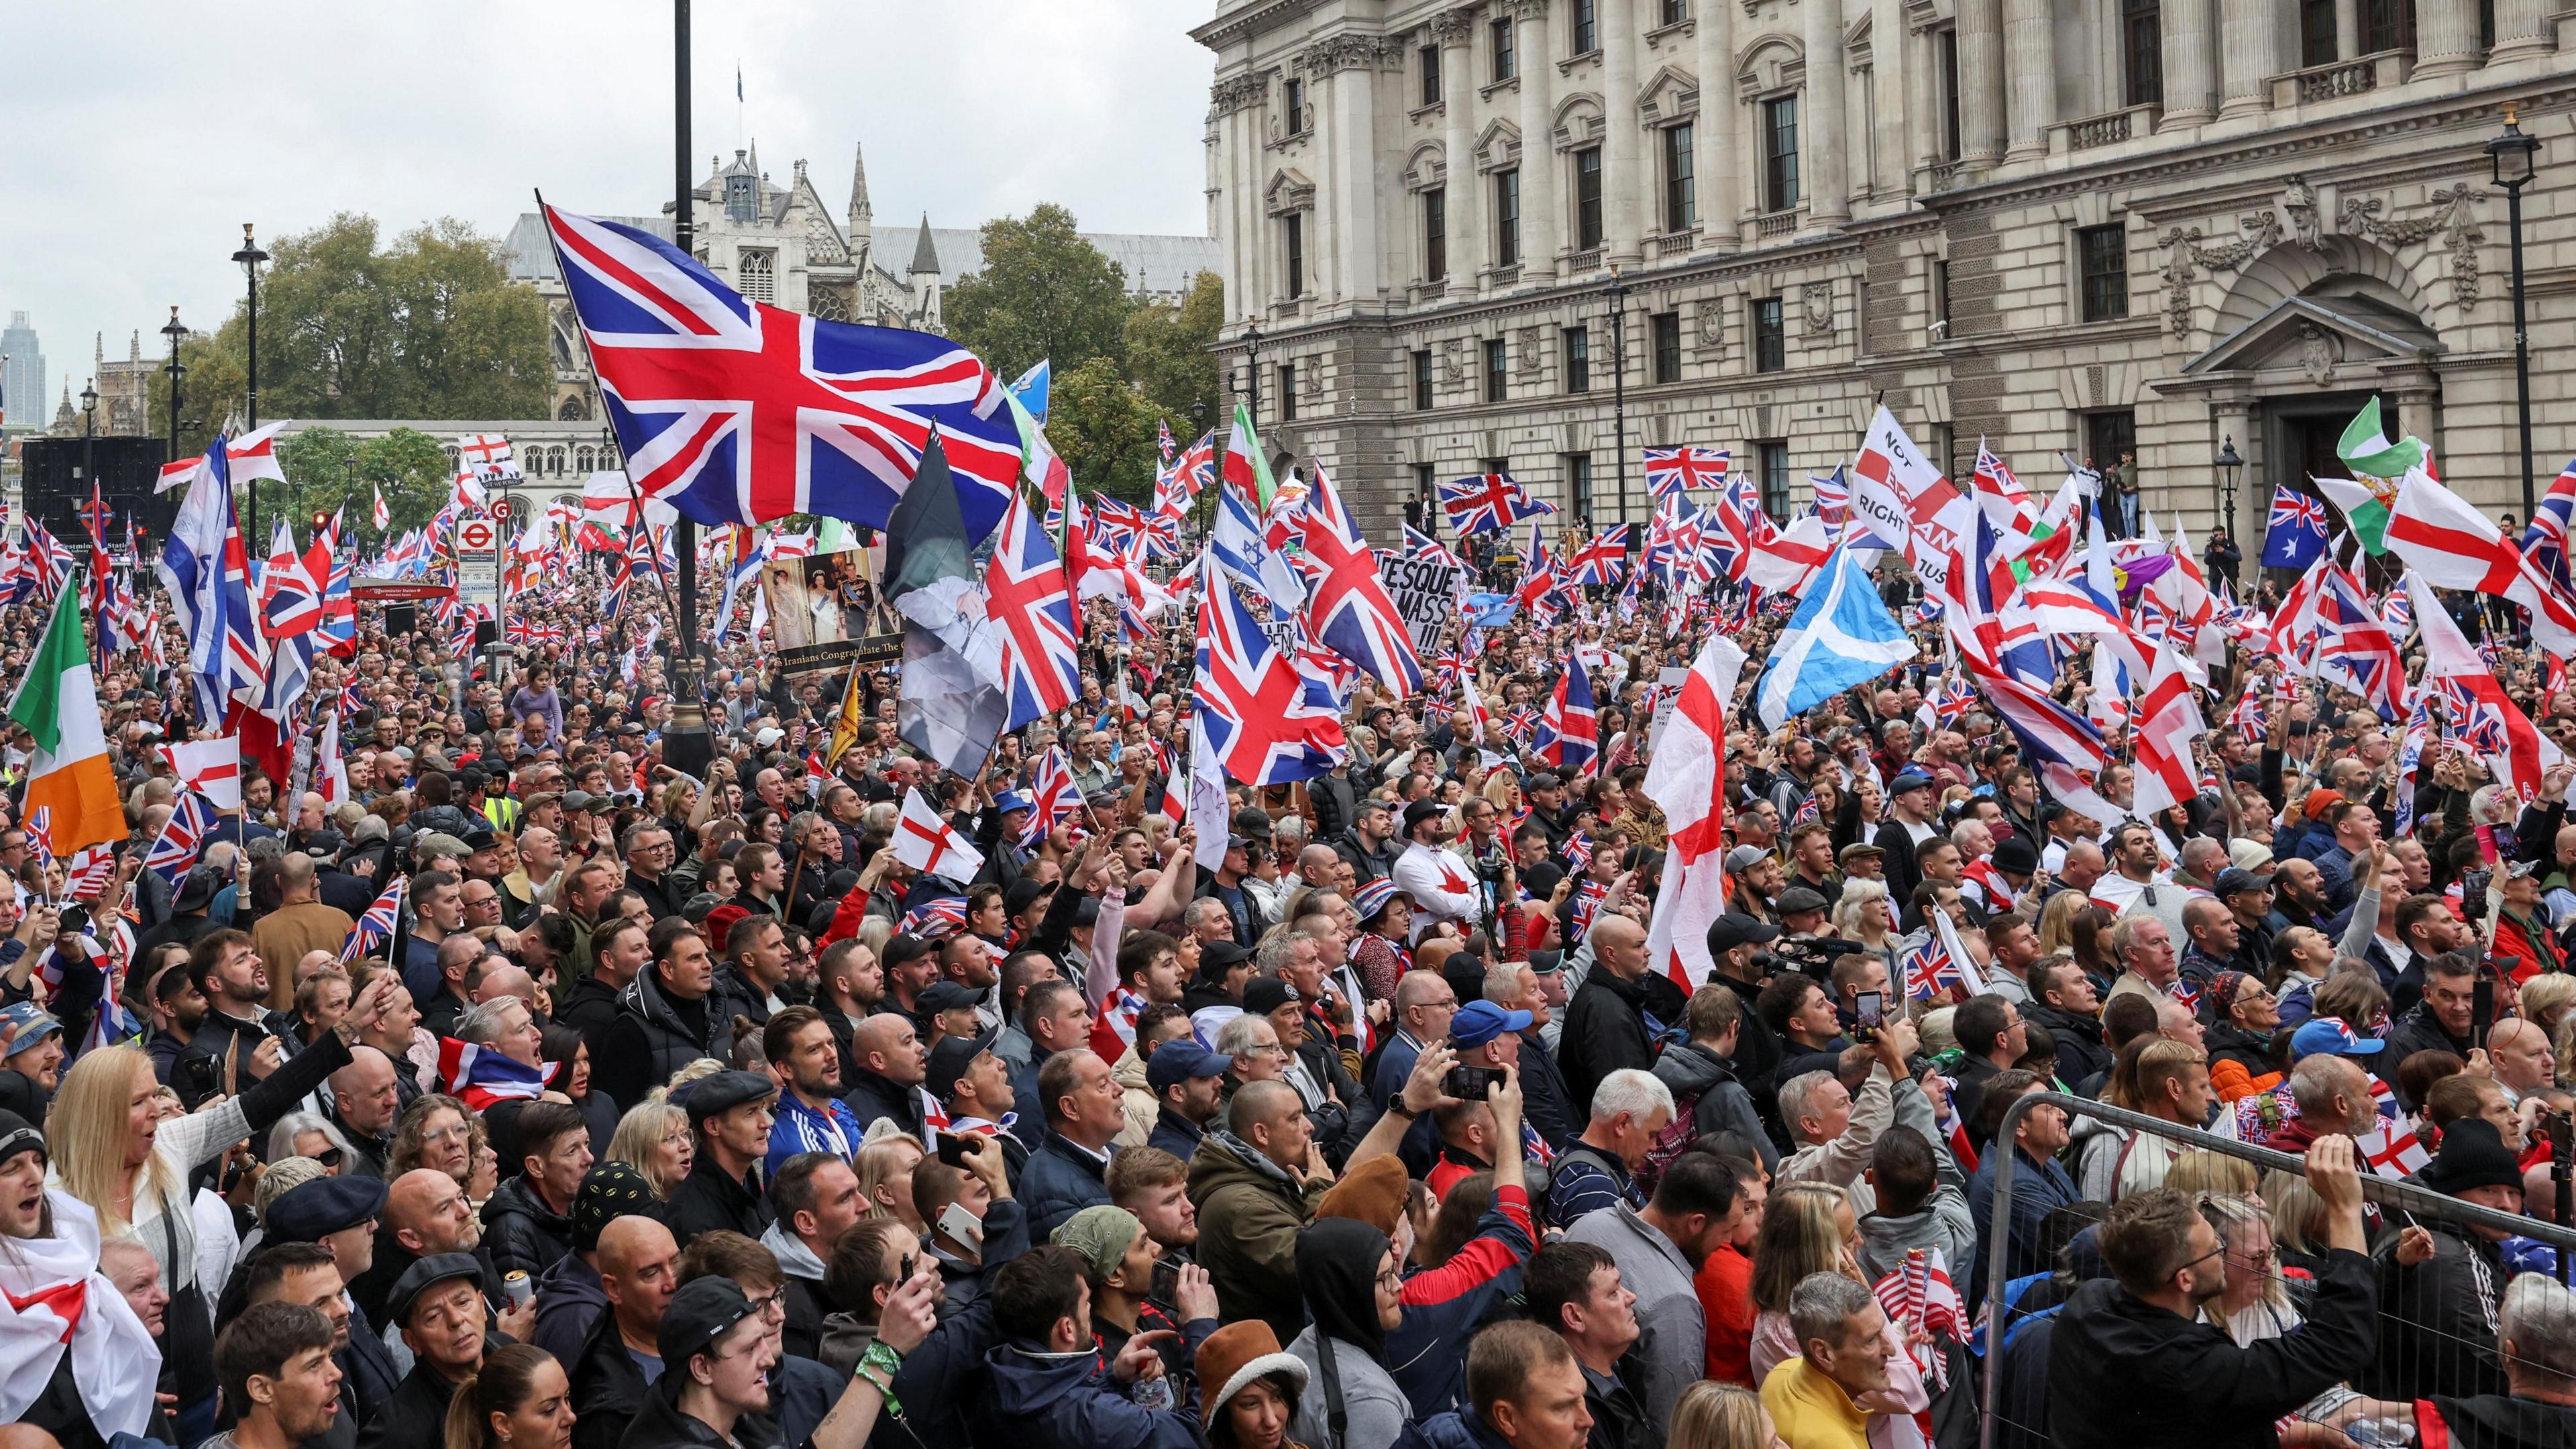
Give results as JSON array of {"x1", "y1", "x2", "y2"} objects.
[{"x1": 4, "y1": 511, "x2": 2576, "y2": 1449}]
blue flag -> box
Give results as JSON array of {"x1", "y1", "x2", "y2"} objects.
[
  {"x1": 2261, "y1": 484, "x2": 2330, "y2": 570},
  {"x1": 1755, "y1": 547, "x2": 1919, "y2": 731},
  {"x1": 1012, "y1": 359, "x2": 1051, "y2": 425}
]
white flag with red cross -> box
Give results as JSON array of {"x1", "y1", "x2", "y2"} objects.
[
  {"x1": 1641, "y1": 631, "x2": 1748, "y2": 991},
  {"x1": 160, "y1": 737, "x2": 242, "y2": 812},
  {"x1": 894, "y1": 789, "x2": 985, "y2": 885}
]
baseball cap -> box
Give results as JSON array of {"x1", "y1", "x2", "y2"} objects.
[
  {"x1": 657, "y1": 1277, "x2": 760, "y2": 1386},
  {"x1": 1146, "y1": 1041, "x2": 1230, "y2": 1091},
  {"x1": 993, "y1": 791, "x2": 1033, "y2": 815},
  {"x1": 2288, "y1": 1016, "x2": 2386, "y2": 1060},
  {"x1": 0, "y1": 1004, "x2": 62, "y2": 1054},
  {"x1": 1888, "y1": 767, "x2": 1938, "y2": 794},
  {"x1": 1724, "y1": 845, "x2": 1770, "y2": 873},
  {"x1": 926, "y1": 1028, "x2": 1000, "y2": 1102},
  {"x1": 1242, "y1": 978, "x2": 1301, "y2": 1017},
  {"x1": 1233, "y1": 806, "x2": 1275, "y2": 841},
  {"x1": 917, "y1": 981, "x2": 981, "y2": 1014},
  {"x1": 1448, "y1": 999, "x2": 1532, "y2": 1049},
  {"x1": 2213, "y1": 867, "x2": 2269, "y2": 898},
  {"x1": 1706, "y1": 914, "x2": 1781, "y2": 954}
]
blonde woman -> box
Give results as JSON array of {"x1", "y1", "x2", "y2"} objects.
[
  {"x1": 853, "y1": 1132, "x2": 927, "y2": 1232},
  {"x1": 2165, "y1": 1150, "x2": 2259, "y2": 1201},
  {"x1": 2200, "y1": 1192, "x2": 2301, "y2": 1344},
  {"x1": 608, "y1": 1098, "x2": 695, "y2": 1201},
  {"x1": 50, "y1": 974, "x2": 395, "y2": 1418},
  {"x1": 1830, "y1": 879, "x2": 1899, "y2": 974},
  {"x1": 1666, "y1": 1382, "x2": 1782, "y2": 1449}
]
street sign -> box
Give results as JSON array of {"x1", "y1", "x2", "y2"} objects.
[
  {"x1": 458, "y1": 517, "x2": 500, "y2": 610},
  {"x1": 457, "y1": 518, "x2": 498, "y2": 552},
  {"x1": 490, "y1": 497, "x2": 516, "y2": 521}
]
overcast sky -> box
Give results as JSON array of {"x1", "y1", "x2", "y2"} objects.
[{"x1": 1, "y1": 0, "x2": 1214, "y2": 415}]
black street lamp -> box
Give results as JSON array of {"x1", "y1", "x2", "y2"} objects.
[
  {"x1": 160, "y1": 306, "x2": 188, "y2": 466},
  {"x1": 2491, "y1": 103, "x2": 2544, "y2": 520},
  {"x1": 1603, "y1": 264, "x2": 1631, "y2": 527},
  {"x1": 79, "y1": 379, "x2": 98, "y2": 507},
  {"x1": 2214, "y1": 433, "x2": 2243, "y2": 539},
  {"x1": 231, "y1": 223, "x2": 270, "y2": 541},
  {"x1": 1241, "y1": 315, "x2": 1265, "y2": 430}
]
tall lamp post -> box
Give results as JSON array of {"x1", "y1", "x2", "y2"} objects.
[
  {"x1": 79, "y1": 380, "x2": 98, "y2": 508},
  {"x1": 2490, "y1": 103, "x2": 2543, "y2": 520},
  {"x1": 231, "y1": 224, "x2": 270, "y2": 541},
  {"x1": 2214, "y1": 434, "x2": 2242, "y2": 542},
  {"x1": 659, "y1": 0, "x2": 712, "y2": 773},
  {"x1": 1241, "y1": 316, "x2": 1265, "y2": 429},
  {"x1": 1603, "y1": 264, "x2": 1632, "y2": 527},
  {"x1": 160, "y1": 307, "x2": 188, "y2": 467}
]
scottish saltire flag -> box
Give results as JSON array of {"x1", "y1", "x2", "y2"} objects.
[
  {"x1": 1755, "y1": 547, "x2": 1918, "y2": 731},
  {"x1": 2261, "y1": 486, "x2": 2330, "y2": 569},
  {"x1": 540, "y1": 205, "x2": 1024, "y2": 541},
  {"x1": 1438, "y1": 472, "x2": 1554, "y2": 536},
  {"x1": 341, "y1": 877, "x2": 407, "y2": 964},
  {"x1": 1642, "y1": 446, "x2": 1729, "y2": 501},
  {"x1": 1533, "y1": 651, "x2": 1599, "y2": 776},
  {"x1": 436, "y1": 1036, "x2": 561, "y2": 1112},
  {"x1": 145, "y1": 792, "x2": 219, "y2": 883},
  {"x1": 1194, "y1": 557, "x2": 1348, "y2": 785},
  {"x1": 1294, "y1": 466, "x2": 1424, "y2": 697}
]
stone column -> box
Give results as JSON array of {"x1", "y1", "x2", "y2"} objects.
[
  {"x1": 1212, "y1": 99, "x2": 1242, "y2": 320},
  {"x1": 1303, "y1": 65, "x2": 1339, "y2": 304},
  {"x1": 1436, "y1": 9, "x2": 1481, "y2": 289},
  {"x1": 2000, "y1": 0, "x2": 2053, "y2": 160},
  {"x1": 2159, "y1": 0, "x2": 2218, "y2": 125},
  {"x1": 2493, "y1": 0, "x2": 2555, "y2": 64},
  {"x1": 1956, "y1": 0, "x2": 2006, "y2": 167},
  {"x1": 1236, "y1": 99, "x2": 1268, "y2": 311},
  {"x1": 2216, "y1": 0, "x2": 2281, "y2": 118},
  {"x1": 2414, "y1": 0, "x2": 2482, "y2": 77},
  {"x1": 1693, "y1": 0, "x2": 1739, "y2": 246},
  {"x1": 1518, "y1": 1, "x2": 1562, "y2": 278},
  {"x1": 2334, "y1": 0, "x2": 2357, "y2": 61},
  {"x1": 1601, "y1": 0, "x2": 1646, "y2": 264},
  {"x1": 1803, "y1": 0, "x2": 1849, "y2": 221},
  {"x1": 1333, "y1": 46, "x2": 1384, "y2": 301}
]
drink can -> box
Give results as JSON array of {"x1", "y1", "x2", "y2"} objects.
[{"x1": 504, "y1": 1270, "x2": 532, "y2": 1306}]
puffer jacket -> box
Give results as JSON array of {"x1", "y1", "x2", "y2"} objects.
[
  {"x1": 480, "y1": 1174, "x2": 576, "y2": 1279},
  {"x1": 592, "y1": 962, "x2": 721, "y2": 1110},
  {"x1": 1112, "y1": 1044, "x2": 1156, "y2": 1149},
  {"x1": 1187, "y1": 1129, "x2": 1329, "y2": 1343},
  {"x1": 968, "y1": 1342, "x2": 1203, "y2": 1449},
  {"x1": 1016, "y1": 1130, "x2": 1112, "y2": 1240}
]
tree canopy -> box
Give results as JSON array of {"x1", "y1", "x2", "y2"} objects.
[
  {"x1": 272, "y1": 425, "x2": 458, "y2": 537},
  {"x1": 944, "y1": 204, "x2": 1136, "y2": 385}
]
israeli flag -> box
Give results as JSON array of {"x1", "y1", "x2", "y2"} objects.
[{"x1": 1756, "y1": 546, "x2": 1919, "y2": 731}]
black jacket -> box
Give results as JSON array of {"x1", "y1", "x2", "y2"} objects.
[
  {"x1": 2417, "y1": 1394, "x2": 2576, "y2": 1448},
  {"x1": 557, "y1": 972, "x2": 624, "y2": 1061},
  {"x1": 1146, "y1": 1106, "x2": 1205, "y2": 1163},
  {"x1": 1558, "y1": 969, "x2": 1661, "y2": 1111},
  {"x1": 2045, "y1": 1245, "x2": 2377, "y2": 1449},
  {"x1": 482, "y1": 1173, "x2": 576, "y2": 1279},
  {"x1": 1579, "y1": 1352, "x2": 1656, "y2": 1449},
  {"x1": 1018, "y1": 1130, "x2": 1114, "y2": 1239},
  {"x1": 839, "y1": 1067, "x2": 928, "y2": 1142},
  {"x1": 2365, "y1": 1223, "x2": 2509, "y2": 1403},
  {"x1": 592, "y1": 963, "x2": 722, "y2": 1111},
  {"x1": 2029, "y1": 1002, "x2": 2114, "y2": 1093},
  {"x1": 570, "y1": 1307, "x2": 652, "y2": 1449},
  {"x1": 665, "y1": 1152, "x2": 775, "y2": 1246},
  {"x1": 2385, "y1": 1006, "x2": 2478, "y2": 1108},
  {"x1": 1513, "y1": 1028, "x2": 1581, "y2": 1154},
  {"x1": 356, "y1": 1358, "x2": 462, "y2": 1449},
  {"x1": 2202, "y1": 1020, "x2": 2275, "y2": 1079}
]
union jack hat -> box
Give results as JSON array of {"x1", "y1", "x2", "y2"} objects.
[{"x1": 1353, "y1": 879, "x2": 1415, "y2": 924}]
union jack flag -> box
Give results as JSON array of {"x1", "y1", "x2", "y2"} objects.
[
  {"x1": 983, "y1": 489, "x2": 1083, "y2": 730},
  {"x1": 1020, "y1": 748, "x2": 1086, "y2": 846},
  {"x1": 146, "y1": 792, "x2": 219, "y2": 883},
  {"x1": 1642, "y1": 445, "x2": 1730, "y2": 501},
  {"x1": 1809, "y1": 466, "x2": 1850, "y2": 527},
  {"x1": 2312, "y1": 566, "x2": 2404, "y2": 718},
  {"x1": 1568, "y1": 526, "x2": 1632, "y2": 585},
  {"x1": 1533, "y1": 651, "x2": 1599, "y2": 776},
  {"x1": 260, "y1": 519, "x2": 325, "y2": 639},
  {"x1": 1155, "y1": 419, "x2": 1178, "y2": 465},
  {"x1": 1087, "y1": 494, "x2": 1155, "y2": 557},
  {"x1": 1703, "y1": 473, "x2": 1775, "y2": 584},
  {"x1": 1791, "y1": 794, "x2": 1821, "y2": 826},
  {"x1": 23, "y1": 517, "x2": 73, "y2": 598},
  {"x1": 1290, "y1": 466, "x2": 1422, "y2": 696},
  {"x1": 540, "y1": 205, "x2": 1023, "y2": 541},
  {"x1": 900, "y1": 896, "x2": 970, "y2": 938},
  {"x1": 1567, "y1": 876, "x2": 1610, "y2": 941},
  {"x1": 1168, "y1": 429, "x2": 1218, "y2": 511},
  {"x1": 1438, "y1": 472, "x2": 1554, "y2": 537},
  {"x1": 2522, "y1": 458, "x2": 2576, "y2": 596},
  {"x1": 2438, "y1": 676, "x2": 2514, "y2": 758},
  {"x1": 341, "y1": 877, "x2": 407, "y2": 964},
  {"x1": 1902, "y1": 930, "x2": 1965, "y2": 1001},
  {"x1": 61, "y1": 845, "x2": 116, "y2": 900},
  {"x1": 1931, "y1": 675, "x2": 1978, "y2": 726},
  {"x1": 1873, "y1": 1248, "x2": 1968, "y2": 1389},
  {"x1": 1564, "y1": 831, "x2": 1595, "y2": 873},
  {"x1": 1194, "y1": 557, "x2": 1349, "y2": 785},
  {"x1": 435, "y1": 1037, "x2": 562, "y2": 1112},
  {"x1": 1501, "y1": 705, "x2": 1541, "y2": 745}
]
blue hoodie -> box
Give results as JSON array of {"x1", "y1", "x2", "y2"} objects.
[{"x1": 971, "y1": 1341, "x2": 1203, "y2": 1449}]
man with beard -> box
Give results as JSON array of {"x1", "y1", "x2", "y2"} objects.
[
  {"x1": 1391, "y1": 800, "x2": 1486, "y2": 941},
  {"x1": 764, "y1": 1006, "x2": 863, "y2": 1177},
  {"x1": 814, "y1": 939, "x2": 883, "y2": 1090},
  {"x1": 177, "y1": 930, "x2": 282, "y2": 1104},
  {"x1": 145, "y1": 953, "x2": 209, "y2": 1085},
  {"x1": 2270, "y1": 857, "x2": 2333, "y2": 933}
]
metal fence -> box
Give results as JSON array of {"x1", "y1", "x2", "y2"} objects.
[{"x1": 1972, "y1": 1091, "x2": 2576, "y2": 1449}]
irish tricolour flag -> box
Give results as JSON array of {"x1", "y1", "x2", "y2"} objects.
[{"x1": 7, "y1": 579, "x2": 124, "y2": 855}]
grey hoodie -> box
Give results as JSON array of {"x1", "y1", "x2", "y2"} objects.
[
  {"x1": 1648, "y1": 1040, "x2": 1779, "y2": 1171},
  {"x1": 1856, "y1": 1185, "x2": 1979, "y2": 1286}
]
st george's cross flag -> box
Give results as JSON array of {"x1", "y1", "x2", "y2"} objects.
[
  {"x1": 2408, "y1": 570, "x2": 2561, "y2": 803},
  {"x1": 1756, "y1": 546, "x2": 1918, "y2": 731},
  {"x1": 2127, "y1": 643, "x2": 2208, "y2": 820},
  {"x1": 160, "y1": 737, "x2": 243, "y2": 812},
  {"x1": 1641, "y1": 632, "x2": 1750, "y2": 992},
  {"x1": 894, "y1": 789, "x2": 985, "y2": 884}
]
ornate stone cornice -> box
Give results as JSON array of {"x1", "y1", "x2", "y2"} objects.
[
  {"x1": 1210, "y1": 73, "x2": 1268, "y2": 114},
  {"x1": 1430, "y1": 6, "x2": 1480, "y2": 46},
  {"x1": 1190, "y1": 0, "x2": 1324, "y2": 52},
  {"x1": 1300, "y1": 33, "x2": 1395, "y2": 74}
]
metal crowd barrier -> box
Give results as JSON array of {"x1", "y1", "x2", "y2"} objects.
[{"x1": 1974, "y1": 1091, "x2": 2576, "y2": 1449}]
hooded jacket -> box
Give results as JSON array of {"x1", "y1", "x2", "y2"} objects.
[
  {"x1": 968, "y1": 1342, "x2": 1204, "y2": 1449},
  {"x1": 1854, "y1": 1181, "x2": 1978, "y2": 1289},
  {"x1": 1649, "y1": 1040, "x2": 1779, "y2": 1171},
  {"x1": 2043, "y1": 1245, "x2": 2377, "y2": 1449},
  {"x1": 1383, "y1": 1182, "x2": 1538, "y2": 1417},
  {"x1": 593, "y1": 963, "x2": 720, "y2": 1111},
  {"x1": 761, "y1": 1220, "x2": 832, "y2": 1363},
  {"x1": 529, "y1": 1248, "x2": 606, "y2": 1367},
  {"x1": 1290, "y1": 1218, "x2": 1407, "y2": 1449},
  {"x1": 1187, "y1": 1128, "x2": 1330, "y2": 1343},
  {"x1": 568, "y1": 1295, "x2": 653, "y2": 1449},
  {"x1": 480, "y1": 1173, "x2": 576, "y2": 1279},
  {"x1": 2025, "y1": 1002, "x2": 2112, "y2": 1090}
]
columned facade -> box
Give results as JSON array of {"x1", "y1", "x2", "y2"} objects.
[{"x1": 1195, "y1": 0, "x2": 2576, "y2": 547}]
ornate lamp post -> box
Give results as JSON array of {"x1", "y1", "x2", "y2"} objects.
[
  {"x1": 79, "y1": 380, "x2": 99, "y2": 511},
  {"x1": 231, "y1": 224, "x2": 270, "y2": 541},
  {"x1": 2214, "y1": 433, "x2": 2243, "y2": 541},
  {"x1": 2490, "y1": 103, "x2": 2543, "y2": 520},
  {"x1": 160, "y1": 307, "x2": 188, "y2": 466},
  {"x1": 1241, "y1": 315, "x2": 1265, "y2": 429}
]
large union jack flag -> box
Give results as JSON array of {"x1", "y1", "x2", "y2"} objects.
[
  {"x1": 982, "y1": 488, "x2": 1083, "y2": 731},
  {"x1": 1293, "y1": 465, "x2": 1424, "y2": 698},
  {"x1": 1195, "y1": 558, "x2": 1348, "y2": 785},
  {"x1": 1642, "y1": 445, "x2": 1731, "y2": 501},
  {"x1": 341, "y1": 877, "x2": 408, "y2": 965},
  {"x1": 2522, "y1": 457, "x2": 2576, "y2": 596},
  {"x1": 1568, "y1": 525, "x2": 1633, "y2": 585},
  {"x1": 1438, "y1": 472, "x2": 1554, "y2": 537},
  {"x1": 541, "y1": 205, "x2": 1023, "y2": 542},
  {"x1": 2312, "y1": 566, "x2": 2403, "y2": 718},
  {"x1": 1532, "y1": 651, "x2": 1599, "y2": 776}
]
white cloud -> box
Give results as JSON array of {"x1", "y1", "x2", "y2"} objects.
[{"x1": 1, "y1": 0, "x2": 1213, "y2": 421}]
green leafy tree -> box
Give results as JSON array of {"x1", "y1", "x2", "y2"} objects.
[
  {"x1": 1124, "y1": 270, "x2": 1225, "y2": 439},
  {"x1": 943, "y1": 205, "x2": 1134, "y2": 383},
  {"x1": 272, "y1": 425, "x2": 454, "y2": 539},
  {"x1": 152, "y1": 213, "x2": 549, "y2": 453},
  {"x1": 1049, "y1": 355, "x2": 1163, "y2": 504}
]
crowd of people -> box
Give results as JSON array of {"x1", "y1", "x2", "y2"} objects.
[{"x1": 4, "y1": 500, "x2": 2576, "y2": 1449}]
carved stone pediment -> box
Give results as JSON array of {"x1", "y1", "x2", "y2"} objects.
[
  {"x1": 1637, "y1": 64, "x2": 1699, "y2": 125},
  {"x1": 2180, "y1": 292, "x2": 2440, "y2": 378},
  {"x1": 1266, "y1": 169, "x2": 1318, "y2": 216},
  {"x1": 1474, "y1": 118, "x2": 1523, "y2": 172}
]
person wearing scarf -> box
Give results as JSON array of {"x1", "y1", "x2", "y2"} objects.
[
  {"x1": 1287, "y1": 1218, "x2": 1410, "y2": 1449},
  {"x1": 0, "y1": 1113, "x2": 163, "y2": 1449}
]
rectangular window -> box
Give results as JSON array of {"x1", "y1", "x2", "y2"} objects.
[
  {"x1": 1932, "y1": 258, "x2": 1952, "y2": 329},
  {"x1": 1763, "y1": 97, "x2": 1801, "y2": 211},
  {"x1": 1758, "y1": 441, "x2": 1792, "y2": 519},
  {"x1": 1424, "y1": 189, "x2": 1448, "y2": 280},
  {"x1": 2359, "y1": 0, "x2": 2412, "y2": 53},
  {"x1": 1495, "y1": 168, "x2": 1522, "y2": 267},
  {"x1": 1484, "y1": 339, "x2": 1509, "y2": 403},
  {"x1": 1938, "y1": 28, "x2": 1961, "y2": 160},
  {"x1": 1659, "y1": 0, "x2": 1688, "y2": 25},
  {"x1": 1754, "y1": 297, "x2": 1786, "y2": 373},
  {"x1": 1415, "y1": 464, "x2": 1438, "y2": 521},
  {"x1": 1421, "y1": 44, "x2": 1442, "y2": 106},
  {"x1": 2078, "y1": 224, "x2": 2129, "y2": 323},
  {"x1": 2301, "y1": 0, "x2": 2338, "y2": 64},
  {"x1": 1652, "y1": 312, "x2": 1682, "y2": 384},
  {"x1": 1283, "y1": 213, "x2": 1304, "y2": 301},
  {"x1": 1662, "y1": 123, "x2": 1696, "y2": 231},
  {"x1": 1574, "y1": 147, "x2": 1605, "y2": 249},
  {"x1": 2085, "y1": 411, "x2": 2138, "y2": 476},
  {"x1": 1565, "y1": 453, "x2": 1595, "y2": 519},
  {"x1": 2123, "y1": 0, "x2": 2163, "y2": 107},
  {"x1": 1277, "y1": 362, "x2": 1297, "y2": 421},
  {"x1": 1563, "y1": 327, "x2": 1591, "y2": 393},
  {"x1": 1285, "y1": 78, "x2": 1305, "y2": 135},
  {"x1": 1572, "y1": 0, "x2": 1598, "y2": 54},
  {"x1": 1492, "y1": 17, "x2": 1516, "y2": 81},
  {"x1": 1413, "y1": 349, "x2": 1434, "y2": 410}
]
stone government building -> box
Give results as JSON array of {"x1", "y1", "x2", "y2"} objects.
[{"x1": 1193, "y1": 0, "x2": 2576, "y2": 546}]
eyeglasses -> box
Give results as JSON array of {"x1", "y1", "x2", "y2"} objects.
[
  {"x1": 1375, "y1": 1270, "x2": 1403, "y2": 1294},
  {"x1": 315, "y1": 1147, "x2": 345, "y2": 1169}
]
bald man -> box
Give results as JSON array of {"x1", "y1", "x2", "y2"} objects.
[
  {"x1": 1560, "y1": 914, "x2": 1658, "y2": 1109},
  {"x1": 326, "y1": 1046, "x2": 402, "y2": 1179},
  {"x1": 254, "y1": 852, "x2": 358, "y2": 1010},
  {"x1": 841, "y1": 1012, "x2": 930, "y2": 1144},
  {"x1": 571, "y1": 1216, "x2": 680, "y2": 1449},
  {"x1": 350, "y1": 1169, "x2": 489, "y2": 1328},
  {"x1": 469, "y1": 963, "x2": 539, "y2": 1013},
  {"x1": 2491, "y1": 1018, "x2": 2557, "y2": 1102}
]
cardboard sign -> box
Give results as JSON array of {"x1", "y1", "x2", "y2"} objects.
[{"x1": 1377, "y1": 552, "x2": 1465, "y2": 653}]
